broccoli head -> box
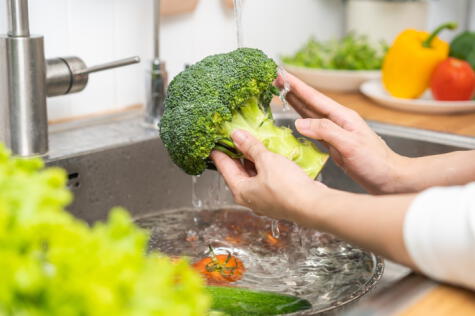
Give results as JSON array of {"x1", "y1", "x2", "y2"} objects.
[{"x1": 159, "y1": 48, "x2": 328, "y2": 178}]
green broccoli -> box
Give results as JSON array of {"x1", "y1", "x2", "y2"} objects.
[{"x1": 159, "y1": 48, "x2": 328, "y2": 178}]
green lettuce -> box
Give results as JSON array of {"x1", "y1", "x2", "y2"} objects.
[{"x1": 0, "y1": 144, "x2": 210, "y2": 315}]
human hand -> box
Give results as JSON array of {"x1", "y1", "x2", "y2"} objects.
[
  {"x1": 276, "y1": 73, "x2": 408, "y2": 194},
  {"x1": 211, "y1": 129, "x2": 328, "y2": 225}
]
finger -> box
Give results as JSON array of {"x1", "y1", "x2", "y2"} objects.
[
  {"x1": 243, "y1": 159, "x2": 257, "y2": 177},
  {"x1": 211, "y1": 150, "x2": 249, "y2": 192},
  {"x1": 320, "y1": 140, "x2": 330, "y2": 150},
  {"x1": 274, "y1": 72, "x2": 285, "y2": 89},
  {"x1": 285, "y1": 73, "x2": 358, "y2": 127},
  {"x1": 286, "y1": 93, "x2": 318, "y2": 119},
  {"x1": 295, "y1": 118, "x2": 356, "y2": 156},
  {"x1": 231, "y1": 130, "x2": 268, "y2": 164},
  {"x1": 328, "y1": 146, "x2": 344, "y2": 167}
]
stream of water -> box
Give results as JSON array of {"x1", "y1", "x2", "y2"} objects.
[{"x1": 233, "y1": 0, "x2": 244, "y2": 48}]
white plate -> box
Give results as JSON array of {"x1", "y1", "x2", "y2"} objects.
[
  {"x1": 360, "y1": 80, "x2": 475, "y2": 114},
  {"x1": 282, "y1": 64, "x2": 380, "y2": 93}
]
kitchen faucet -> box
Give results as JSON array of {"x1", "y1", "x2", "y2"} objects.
[{"x1": 0, "y1": 0, "x2": 141, "y2": 157}]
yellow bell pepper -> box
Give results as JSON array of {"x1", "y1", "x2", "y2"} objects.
[{"x1": 382, "y1": 22, "x2": 457, "y2": 99}]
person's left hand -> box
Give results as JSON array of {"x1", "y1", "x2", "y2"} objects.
[{"x1": 211, "y1": 129, "x2": 327, "y2": 225}]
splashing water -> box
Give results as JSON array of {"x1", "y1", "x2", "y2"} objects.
[
  {"x1": 278, "y1": 66, "x2": 291, "y2": 112},
  {"x1": 233, "y1": 0, "x2": 244, "y2": 48},
  {"x1": 207, "y1": 172, "x2": 223, "y2": 208},
  {"x1": 192, "y1": 172, "x2": 230, "y2": 210}
]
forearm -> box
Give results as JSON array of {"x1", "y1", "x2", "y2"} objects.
[
  {"x1": 388, "y1": 150, "x2": 475, "y2": 194},
  {"x1": 296, "y1": 186, "x2": 417, "y2": 268}
]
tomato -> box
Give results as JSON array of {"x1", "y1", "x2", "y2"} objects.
[
  {"x1": 430, "y1": 57, "x2": 475, "y2": 101},
  {"x1": 192, "y1": 253, "x2": 245, "y2": 285}
]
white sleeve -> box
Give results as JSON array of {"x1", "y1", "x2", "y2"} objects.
[{"x1": 404, "y1": 182, "x2": 475, "y2": 290}]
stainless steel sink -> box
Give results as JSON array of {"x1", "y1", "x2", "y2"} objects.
[
  {"x1": 47, "y1": 109, "x2": 475, "y2": 222},
  {"x1": 46, "y1": 108, "x2": 475, "y2": 315}
]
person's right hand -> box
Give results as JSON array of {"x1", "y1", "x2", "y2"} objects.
[{"x1": 276, "y1": 73, "x2": 409, "y2": 194}]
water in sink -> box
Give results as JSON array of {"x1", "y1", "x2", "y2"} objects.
[{"x1": 135, "y1": 206, "x2": 383, "y2": 314}]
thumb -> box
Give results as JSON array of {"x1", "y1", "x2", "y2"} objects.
[{"x1": 232, "y1": 130, "x2": 268, "y2": 163}]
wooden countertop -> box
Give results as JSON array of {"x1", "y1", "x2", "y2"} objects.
[
  {"x1": 398, "y1": 284, "x2": 475, "y2": 316},
  {"x1": 324, "y1": 91, "x2": 475, "y2": 138}
]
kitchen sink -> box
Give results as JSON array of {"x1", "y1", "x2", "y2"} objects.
[
  {"x1": 46, "y1": 108, "x2": 475, "y2": 222},
  {"x1": 46, "y1": 108, "x2": 475, "y2": 315}
]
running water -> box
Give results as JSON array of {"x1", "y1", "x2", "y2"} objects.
[
  {"x1": 191, "y1": 175, "x2": 203, "y2": 209},
  {"x1": 278, "y1": 66, "x2": 291, "y2": 112},
  {"x1": 233, "y1": 0, "x2": 244, "y2": 48}
]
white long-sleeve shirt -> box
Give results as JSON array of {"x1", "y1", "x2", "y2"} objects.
[{"x1": 404, "y1": 182, "x2": 475, "y2": 290}]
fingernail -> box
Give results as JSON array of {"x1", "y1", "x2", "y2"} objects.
[
  {"x1": 232, "y1": 130, "x2": 247, "y2": 144},
  {"x1": 295, "y1": 119, "x2": 310, "y2": 130}
]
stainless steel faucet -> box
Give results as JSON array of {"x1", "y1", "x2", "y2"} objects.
[
  {"x1": 0, "y1": 0, "x2": 141, "y2": 157},
  {"x1": 144, "y1": 0, "x2": 168, "y2": 128}
]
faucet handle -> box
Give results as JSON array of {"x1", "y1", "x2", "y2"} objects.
[
  {"x1": 75, "y1": 56, "x2": 141, "y2": 75},
  {"x1": 46, "y1": 56, "x2": 141, "y2": 97}
]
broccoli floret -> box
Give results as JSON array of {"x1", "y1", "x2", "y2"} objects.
[{"x1": 159, "y1": 48, "x2": 328, "y2": 178}]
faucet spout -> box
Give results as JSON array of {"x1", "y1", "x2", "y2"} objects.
[{"x1": 145, "y1": 0, "x2": 168, "y2": 128}]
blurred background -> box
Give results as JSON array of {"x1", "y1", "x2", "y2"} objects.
[{"x1": 0, "y1": 0, "x2": 473, "y2": 121}]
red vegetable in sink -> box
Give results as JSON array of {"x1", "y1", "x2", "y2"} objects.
[
  {"x1": 430, "y1": 57, "x2": 475, "y2": 101},
  {"x1": 192, "y1": 247, "x2": 245, "y2": 285}
]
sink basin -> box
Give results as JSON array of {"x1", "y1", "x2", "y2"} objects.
[{"x1": 46, "y1": 108, "x2": 475, "y2": 315}]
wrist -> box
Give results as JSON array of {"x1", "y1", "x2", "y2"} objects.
[
  {"x1": 379, "y1": 154, "x2": 416, "y2": 194},
  {"x1": 293, "y1": 183, "x2": 342, "y2": 229}
]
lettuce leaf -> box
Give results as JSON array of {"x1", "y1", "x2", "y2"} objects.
[{"x1": 0, "y1": 144, "x2": 210, "y2": 315}]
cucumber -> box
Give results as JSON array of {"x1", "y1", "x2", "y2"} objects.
[{"x1": 207, "y1": 286, "x2": 312, "y2": 315}]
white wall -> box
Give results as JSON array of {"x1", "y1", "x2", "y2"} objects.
[
  {"x1": 0, "y1": 0, "x2": 473, "y2": 121},
  {"x1": 427, "y1": 0, "x2": 472, "y2": 42},
  {"x1": 471, "y1": 0, "x2": 475, "y2": 29}
]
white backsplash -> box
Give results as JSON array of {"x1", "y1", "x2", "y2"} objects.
[{"x1": 0, "y1": 0, "x2": 472, "y2": 121}]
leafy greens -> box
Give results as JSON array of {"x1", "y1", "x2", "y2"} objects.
[
  {"x1": 0, "y1": 144, "x2": 210, "y2": 315},
  {"x1": 282, "y1": 33, "x2": 387, "y2": 70}
]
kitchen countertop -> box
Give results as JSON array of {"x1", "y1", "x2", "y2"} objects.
[
  {"x1": 325, "y1": 91, "x2": 475, "y2": 138},
  {"x1": 325, "y1": 92, "x2": 475, "y2": 315},
  {"x1": 398, "y1": 284, "x2": 475, "y2": 316}
]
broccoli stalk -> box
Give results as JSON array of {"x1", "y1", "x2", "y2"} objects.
[
  {"x1": 215, "y1": 97, "x2": 327, "y2": 179},
  {"x1": 159, "y1": 48, "x2": 328, "y2": 178}
]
